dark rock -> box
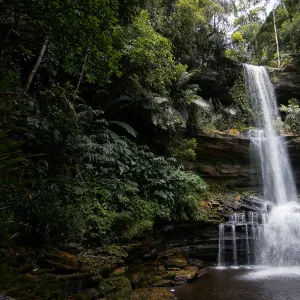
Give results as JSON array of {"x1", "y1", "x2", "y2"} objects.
[
  {"x1": 152, "y1": 280, "x2": 173, "y2": 287},
  {"x1": 130, "y1": 288, "x2": 175, "y2": 300},
  {"x1": 191, "y1": 58, "x2": 242, "y2": 106},
  {"x1": 268, "y1": 67, "x2": 300, "y2": 105},
  {"x1": 188, "y1": 259, "x2": 205, "y2": 268}
]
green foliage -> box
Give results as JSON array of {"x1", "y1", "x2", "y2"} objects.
[
  {"x1": 187, "y1": 97, "x2": 213, "y2": 134},
  {"x1": 1, "y1": 0, "x2": 228, "y2": 247},
  {"x1": 169, "y1": 138, "x2": 198, "y2": 161},
  {"x1": 232, "y1": 31, "x2": 244, "y2": 43},
  {"x1": 280, "y1": 102, "x2": 300, "y2": 135},
  {"x1": 122, "y1": 10, "x2": 176, "y2": 95},
  {"x1": 229, "y1": 76, "x2": 250, "y2": 112},
  {"x1": 1, "y1": 0, "x2": 121, "y2": 85}
]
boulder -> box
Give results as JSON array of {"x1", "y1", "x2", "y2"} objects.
[
  {"x1": 42, "y1": 248, "x2": 82, "y2": 273},
  {"x1": 99, "y1": 276, "x2": 132, "y2": 300},
  {"x1": 164, "y1": 254, "x2": 188, "y2": 268},
  {"x1": 168, "y1": 266, "x2": 198, "y2": 283}
]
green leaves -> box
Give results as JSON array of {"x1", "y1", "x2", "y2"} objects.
[{"x1": 122, "y1": 10, "x2": 176, "y2": 95}]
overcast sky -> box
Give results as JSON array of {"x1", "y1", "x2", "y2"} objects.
[{"x1": 266, "y1": 0, "x2": 280, "y2": 14}]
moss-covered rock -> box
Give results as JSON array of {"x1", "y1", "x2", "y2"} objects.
[
  {"x1": 99, "y1": 276, "x2": 132, "y2": 300},
  {"x1": 130, "y1": 287, "x2": 175, "y2": 300},
  {"x1": 42, "y1": 248, "x2": 82, "y2": 273},
  {"x1": 164, "y1": 254, "x2": 188, "y2": 268}
]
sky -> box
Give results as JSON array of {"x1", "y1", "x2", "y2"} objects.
[{"x1": 266, "y1": 0, "x2": 280, "y2": 14}]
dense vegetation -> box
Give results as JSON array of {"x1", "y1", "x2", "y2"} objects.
[
  {"x1": 0, "y1": 0, "x2": 227, "y2": 246},
  {"x1": 1, "y1": 0, "x2": 300, "y2": 247}
]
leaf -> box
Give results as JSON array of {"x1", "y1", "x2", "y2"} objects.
[{"x1": 109, "y1": 121, "x2": 138, "y2": 138}]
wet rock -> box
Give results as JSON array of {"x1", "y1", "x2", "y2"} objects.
[
  {"x1": 42, "y1": 248, "x2": 82, "y2": 273},
  {"x1": 168, "y1": 266, "x2": 198, "y2": 283},
  {"x1": 164, "y1": 254, "x2": 188, "y2": 268},
  {"x1": 152, "y1": 279, "x2": 173, "y2": 287},
  {"x1": 130, "y1": 287, "x2": 175, "y2": 300},
  {"x1": 99, "y1": 276, "x2": 132, "y2": 300},
  {"x1": 188, "y1": 259, "x2": 205, "y2": 268}
]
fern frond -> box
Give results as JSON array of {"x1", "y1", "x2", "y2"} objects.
[{"x1": 109, "y1": 121, "x2": 138, "y2": 138}]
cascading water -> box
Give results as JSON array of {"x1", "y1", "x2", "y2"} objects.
[
  {"x1": 244, "y1": 64, "x2": 297, "y2": 205},
  {"x1": 218, "y1": 65, "x2": 300, "y2": 267},
  {"x1": 245, "y1": 64, "x2": 300, "y2": 266}
]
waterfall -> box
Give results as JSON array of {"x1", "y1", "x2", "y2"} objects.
[
  {"x1": 217, "y1": 65, "x2": 300, "y2": 267},
  {"x1": 217, "y1": 212, "x2": 264, "y2": 265},
  {"x1": 218, "y1": 224, "x2": 225, "y2": 266},
  {"x1": 244, "y1": 64, "x2": 300, "y2": 266},
  {"x1": 244, "y1": 64, "x2": 297, "y2": 204}
]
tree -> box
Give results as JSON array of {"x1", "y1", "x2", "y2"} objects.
[
  {"x1": 0, "y1": 0, "x2": 121, "y2": 90},
  {"x1": 122, "y1": 10, "x2": 177, "y2": 95},
  {"x1": 226, "y1": 0, "x2": 269, "y2": 63}
]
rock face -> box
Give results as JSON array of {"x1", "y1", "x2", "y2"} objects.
[
  {"x1": 183, "y1": 134, "x2": 259, "y2": 188},
  {"x1": 268, "y1": 66, "x2": 300, "y2": 105},
  {"x1": 191, "y1": 57, "x2": 242, "y2": 106},
  {"x1": 184, "y1": 134, "x2": 300, "y2": 189},
  {"x1": 153, "y1": 222, "x2": 219, "y2": 264}
]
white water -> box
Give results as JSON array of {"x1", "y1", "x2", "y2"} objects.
[
  {"x1": 218, "y1": 65, "x2": 300, "y2": 268},
  {"x1": 244, "y1": 64, "x2": 297, "y2": 204},
  {"x1": 244, "y1": 64, "x2": 300, "y2": 267}
]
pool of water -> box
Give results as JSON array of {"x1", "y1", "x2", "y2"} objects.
[{"x1": 174, "y1": 266, "x2": 300, "y2": 300}]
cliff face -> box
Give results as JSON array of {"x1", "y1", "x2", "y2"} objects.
[
  {"x1": 184, "y1": 134, "x2": 258, "y2": 188},
  {"x1": 269, "y1": 66, "x2": 300, "y2": 105},
  {"x1": 184, "y1": 134, "x2": 300, "y2": 189},
  {"x1": 187, "y1": 61, "x2": 300, "y2": 188}
]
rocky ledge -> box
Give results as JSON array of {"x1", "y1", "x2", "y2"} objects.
[{"x1": 0, "y1": 245, "x2": 208, "y2": 300}]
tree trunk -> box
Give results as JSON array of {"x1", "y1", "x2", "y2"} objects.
[
  {"x1": 24, "y1": 37, "x2": 48, "y2": 93},
  {"x1": 273, "y1": 10, "x2": 281, "y2": 68},
  {"x1": 281, "y1": 0, "x2": 287, "y2": 11},
  {"x1": 76, "y1": 54, "x2": 88, "y2": 91}
]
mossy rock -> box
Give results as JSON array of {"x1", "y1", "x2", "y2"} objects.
[
  {"x1": 42, "y1": 248, "x2": 82, "y2": 273},
  {"x1": 130, "y1": 288, "x2": 175, "y2": 300},
  {"x1": 99, "y1": 276, "x2": 132, "y2": 300},
  {"x1": 164, "y1": 254, "x2": 188, "y2": 268}
]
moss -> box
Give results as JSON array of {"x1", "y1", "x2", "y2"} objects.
[
  {"x1": 107, "y1": 245, "x2": 128, "y2": 259},
  {"x1": 99, "y1": 276, "x2": 132, "y2": 300}
]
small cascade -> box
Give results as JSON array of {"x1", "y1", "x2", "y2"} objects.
[
  {"x1": 218, "y1": 211, "x2": 267, "y2": 266},
  {"x1": 218, "y1": 224, "x2": 225, "y2": 266}
]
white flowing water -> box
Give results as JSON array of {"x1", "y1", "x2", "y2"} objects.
[
  {"x1": 218, "y1": 65, "x2": 300, "y2": 267},
  {"x1": 244, "y1": 64, "x2": 300, "y2": 267},
  {"x1": 218, "y1": 224, "x2": 225, "y2": 267},
  {"x1": 244, "y1": 64, "x2": 297, "y2": 204}
]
